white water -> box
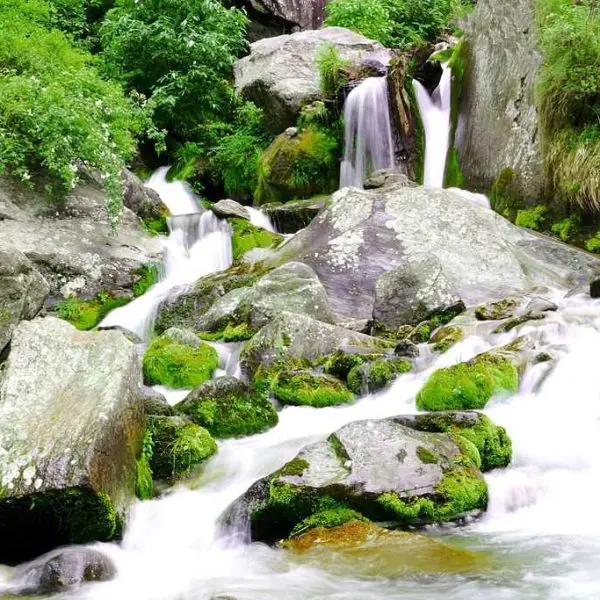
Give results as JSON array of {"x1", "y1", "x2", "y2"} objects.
[
  {"x1": 340, "y1": 77, "x2": 395, "y2": 189},
  {"x1": 98, "y1": 169, "x2": 233, "y2": 340},
  {"x1": 30, "y1": 289, "x2": 600, "y2": 600},
  {"x1": 413, "y1": 64, "x2": 452, "y2": 188}
]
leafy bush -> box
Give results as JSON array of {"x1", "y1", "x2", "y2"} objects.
[
  {"x1": 324, "y1": 0, "x2": 470, "y2": 48},
  {"x1": 101, "y1": 0, "x2": 248, "y2": 140},
  {"x1": 0, "y1": 0, "x2": 152, "y2": 226},
  {"x1": 316, "y1": 44, "x2": 350, "y2": 101},
  {"x1": 515, "y1": 205, "x2": 548, "y2": 231}
]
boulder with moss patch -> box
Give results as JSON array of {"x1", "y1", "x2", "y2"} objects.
[
  {"x1": 272, "y1": 370, "x2": 354, "y2": 407},
  {"x1": 142, "y1": 335, "x2": 219, "y2": 389},
  {"x1": 0, "y1": 317, "x2": 145, "y2": 562},
  {"x1": 176, "y1": 376, "x2": 278, "y2": 438},
  {"x1": 430, "y1": 326, "x2": 464, "y2": 353},
  {"x1": 148, "y1": 416, "x2": 217, "y2": 480},
  {"x1": 347, "y1": 358, "x2": 412, "y2": 395},
  {"x1": 262, "y1": 196, "x2": 328, "y2": 233},
  {"x1": 230, "y1": 218, "x2": 283, "y2": 260},
  {"x1": 416, "y1": 351, "x2": 519, "y2": 412},
  {"x1": 227, "y1": 417, "x2": 488, "y2": 542}
]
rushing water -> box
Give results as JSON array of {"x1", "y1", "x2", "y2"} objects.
[
  {"x1": 413, "y1": 64, "x2": 452, "y2": 188},
  {"x1": 340, "y1": 77, "x2": 395, "y2": 189}
]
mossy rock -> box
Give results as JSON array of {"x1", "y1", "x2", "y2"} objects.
[
  {"x1": 430, "y1": 326, "x2": 464, "y2": 353},
  {"x1": 142, "y1": 336, "x2": 219, "y2": 389},
  {"x1": 52, "y1": 292, "x2": 131, "y2": 331},
  {"x1": 229, "y1": 218, "x2": 283, "y2": 260},
  {"x1": 272, "y1": 370, "x2": 354, "y2": 408},
  {"x1": 347, "y1": 358, "x2": 412, "y2": 395},
  {"x1": 289, "y1": 508, "x2": 369, "y2": 539},
  {"x1": 322, "y1": 350, "x2": 368, "y2": 380},
  {"x1": 198, "y1": 322, "x2": 255, "y2": 343},
  {"x1": 394, "y1": 412, "x2": 512, "y2": 472},
  {"x1": 132, "y1": 263, "x2": 160, "y2": 297},
  {"x1": 475, "y1": 297, "x2": 521, "y2": 321},
  {"x1": 416, "y1": 352, "x2": 519, "y2": 412},
  {"x1": 148, "y1": 416, "x2": 217, "y2": 481},
  {"x1": 175, "y1": 376, "x2": 278, "y2": 438},
  {"x1": 254, "y1": 127, "x2": 339, "y2": 205}
]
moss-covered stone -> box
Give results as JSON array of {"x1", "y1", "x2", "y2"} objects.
[
  {"x1": 515, "y1": 205, "x2": 548, "y2": 231},
  {"x1": 135, "y1": 431, "x2": 154, "y2": 500},
  {"x1": 175, "y1": 376, "x2": 278, "y2": 438},
  {"x1": 148, "y1": 416, "x2": 217, "y2": 480},
  {"x1": 416, "y1": 352, "x2": 519, "y2": 411},
  {"x1": 347, "y1": 358, "x2": 412, "y2": 394},
  {"x1": 322, "y1": 350, "x2": 366, "y2": 380},
  {"x1": 198, "y1": 322, "x2": 255, "y2": 342},
  {"x1": 475, "y1": 297, "x2": 520, "y2": 321},
  {"x1": 254, "y1": 127, "x2": 339, "y2": 205},
  {"x1": 430, "y1": 326, "x2": 464, "y2": 353},
  {"x1": 52, "y1": 292, "x2": 131, "y2": 331},
  {"x1": 492, "y1": 311, "x2": 546, "y2": 333},
  {"x1": 229, "y1": 218, "x2": 283, "y2": 260},
  {"x1": 132, "y1": 263, "x2": 160, "y2": 298},
  {"x1": 272, "y1": 370, "x2": 355, "y2": 408},
  {"x1": 142, "y1": 336, "x2": 219, "y2": 389},
  {"x1": 289, "y1": 508, "x2": 368, "y2": 538}
]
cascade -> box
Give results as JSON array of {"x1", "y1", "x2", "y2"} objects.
[
  {"x1": 413, "y1": 64, "x2": 452, "y2": 188},
  {"x1": 340, "y1": 77, "x2": 395, "y2": 189}
]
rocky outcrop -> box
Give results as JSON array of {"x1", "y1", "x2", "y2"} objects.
[
  {"x1": 122, "y1": 169, "x2": 168, "y2": 221},
  {"x1": 243, "y1": 0, "x2": 328, "y2": 32},
  {"x1": 456, "y1": 0, "x2": 545, "y2": 203},
  {"x1": 0, "y1": 244, "x2": 49, "y2": 354},
  {"x1": 262, "y1": 195, "x2": 328, "y2": 233},
  {"x1": 271, "y1": 172, "x2": 600, "y2": 321},
  {"x1": 0, "y1": 317, "x2": 144, "y2": 561},
  {"x1": 0, "y1": 175, "x2": 162, "y2": 299},
  {"x1": 227, "y1": 416, "x2": 490, "y2": 542},
  {"x1": 234, "y1": 27, "x2": 383, "y2": 133},
  {"x1": 210, "y1": 199, "x2": 250, "y2": 220}
]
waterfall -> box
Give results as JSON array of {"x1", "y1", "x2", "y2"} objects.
[
  {"x1": 340, "y1": 77, "x2": 395, "y2": 189},
  {"x1": 98, "y1": 169, "x2": 233, "y2": 340},
  {"x1": 413, "y1": 64, "x2": 452, "y2": 188}
]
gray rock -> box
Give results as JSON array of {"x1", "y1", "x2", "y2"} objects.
[
  {"x1": 271, "y1": 176, "x2": 600, "y2": 320},
  {"x1": 244, "y1": 0, "x2": 328, "y2": 31},
  {"x1": 0, "y1": 317, "x2": 144, "y2": 561},
  {"x1": 211, "y1": 199, "x2": 250, "y2": 220},
  {"x1": 372, "y1": 255, "x2": 464, "y2": 329},
  {"x1": 11, "y1": 547, "x2": 116, "y2": 594},
  {"x1": 228, "y1": 417, "x2": 486, "y2": 542},
  {"x1": 457, "y1": 0, "x2": 545, "y2": 202},
  {"x1": 122, "y1": 169, "x2": 168, "y2": 220},
  {"x1": 234, "y1": 27, "x2": 383, "y2": 133},
  {"x1": 0, "y1": 175, "x2": 162, "y2": 298},
  {"x1": 161, "y1": 327, "x2": 201, "y2": 348},
  {"x1": 141, "y1": 385, "x2": 173, "y2": 416},
  {"x1": 0, "y1": 244, "x2": 49, "y2": 354},
  {"x1": 262, "y1": 196, "x2": 329, "y2": 233},
  {"x1": 394, "y1": 339, "x2": 419, "y2": 358},
  {"x1": 240, "y1": 311, "x2": 388, "y2": 375},
  {"x1": 198, "y1": 262, "x2": 334, "y2": 334}
]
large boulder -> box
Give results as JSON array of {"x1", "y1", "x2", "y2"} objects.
[
  {"x1": 456, "y1": 0, "x2": 545, "y2": 203},
  {"x1": 121, "y1": 169, "x2": 168, "y2": 221},
  {"x1": 0, "y1": 243, "x2": 49, "y2": 354},
  {"x1": 0, "y1": 175, "x2": 162, "y2": 299},
  {"x1": 226, "y1": 416, "x2": 488, "y2": 543},
  {"x1": 0, "y1": 317, "x2": 145, "y2": 562},
  {"x1": 244, "y1": 0, "x2": 328, "y2": 32},
  {"x1": 271, "y1": 173, "x2": 600, "y2": 320},
  {"x1": 262, "y1": 195, "x2": 328, "y2": 233},
  {"x1": 234, "y1": 27, "x2": 384, "y2": 133}
]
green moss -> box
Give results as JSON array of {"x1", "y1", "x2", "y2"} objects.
[
  {"x1": 272, "y1": 370, "x2": 355, "y2": 408},
  {"x1": 289, "y1": 508, "x2": 368, "y2": 538},
  {"x1": 135, "y1": 430, "x2": 154, "y2": 500},
  {"x1": 141, "y1": 216, "x2": 169, "y2": 236},
  {"x1": 551, "y1": 214, "x2": 582, "y2": 242},
  {"x1": 198, "y1": 322, "x2": 255, "y2": 342},
  {"x1": 405, "y1": 79, "x2": 425, "y2": 185},
  {"x1": 132, "y1": 263, "x2": 160, "y2": 297},
  {"x1": 52, "y1": 292, "x2": 131, "y2": 331},
  {"x1": 347, "y1": 358, "x2": 412, "y2": 394},
  {"x1": 444, "y1": 147, "x2": 464, "y2": 188},
  {"x1": 323, "y1": 350, "x2": 365, "y2": 379},
  {"x1": 279, "y1": 457, "x2": 310, "y2": 477},
  {"x1": 586, "y1": 233, "x2": 600, "y2": 253},
  {"x1": 149, "y1": 416, "x2": 217, "y2": 480},
  {"x1": 416, "y1": 446, "x2": 439, "y2": 464},
  {"x1": 475, "y1": 297, "x2": 519, "y2": 321},
  {"x1": 178, "y1": 386, "x2": 278, "y2": 439},
  {"x1": 142, "y1": 336, "x2": 219, "y2": 389},
  {"x1": 229, "y1": 218, "x2": 283, "y2": 260},
  {"x1": 515, "y1": 205, "x2": 548, "y2": 231},
  {"x1": 416, "y1": 353, "x2": 519, "y2": 411},
  {"x1": 489, "y1": 167, "x2": 523, "y2": 218},
  {"x1": 430, "y1": 326, "x2": 464, "y2": 353}
]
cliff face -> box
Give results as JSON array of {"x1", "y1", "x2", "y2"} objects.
[{"x1": 456, "y1": 0, "x2": 546, "y2": 203}]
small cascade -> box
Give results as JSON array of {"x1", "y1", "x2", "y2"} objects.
[
  {"x1": 413, "y1": 64, "x2": 452, "y2": 188},
  {"x1": 246, "y1": 206, "x2": 276, "y2": 233},
  {"x1": 340, "y1": 77, "x2": 395, "y2": 189},
  {"x1": 98, "y1": 169, "x2": 233, "y2": 340}
]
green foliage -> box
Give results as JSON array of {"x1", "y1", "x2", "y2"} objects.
[
  {"x1": 323, "y1": 351, "x2": 365, "y2": 380},
  {"x1": 272, "y1": 370, "x2": 355, "y2": 407},
  {"x1": 229, "y1": 218, "x2": 283, "y2": 260},
  {"x1": 515, "y1": 205, "x2": 548, "y2": 230},
  {"x1": 324, "y1": 0, "x2": 471, "y2": 48},
  {"x1": 489, "y1": 167, "x2": 523, "y2": 218},
  {"x1": 347, "y1": 358, "x2": 412, "y2": 394},
  {"x1": 316, "y1": 44, "x2": 350, "y2": 101},
  {"x1": 0, "y1": 0, "x2": 152, "y2": 227},
  {"x1": 133, "y1": 263, "x2": 160, "y2": 297},
  {"x1": 586, "y1": 232, "x2": 600, "y2": 253},
  {"x1": 135, "y1": 430, "x2": 154, "y2": 500},
  {"x1": 142, "y1": 336, "x2": 219, "y2": 389},
  {"x1": 149, "y1": 416, "x2": 217, "y2": 480},
  {"x1": 49, "y1": 0, "x2": 114, "y2": 49},
  {"x1": 289, "y1": 508, "x2": 368, "y2": 538},
  {"x1": 53, "y1": 292, "x2": 131, "y2": 330},
  {"x1": 444, "y1": 148, "x2": 464, "y2": 188},
  {"x1": 551, "y1": 214, "x2": 582, "y2": 242},
  {"x1": 101, "y1": 0, "x2": 248, "y2": 140},
  {"x1": 199, "y1": 322, "x2": 255, "y2": 342},
  {"x1": 142, "y1": 216, "x2": 169, "y2": 236},
  {"x1": 416, "y1": 353, "x2": 519, "y2": 411}
]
